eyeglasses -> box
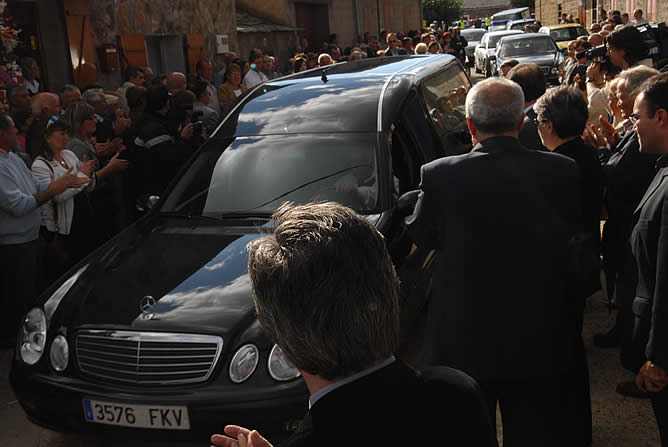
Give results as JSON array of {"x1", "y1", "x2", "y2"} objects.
[{"x1": 533, "y1": 117, "x2": 548, "y2": 126}]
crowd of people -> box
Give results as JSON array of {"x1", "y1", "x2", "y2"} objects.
[{"x1": 2, "y1": 13, "x2": 668, "y2": 447}]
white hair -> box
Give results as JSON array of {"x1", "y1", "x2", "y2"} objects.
[
  {"x1": 317, "y1": 53, "x2": 332, "y2": 65},
  {"x1": 31, "y1": 93, "x2": 59, "y2": 116},
  {"x1": 465, "y1": 78, "x2": 525, "y2": 134},
  {"x1": 82, "y1": 88, "x2": 104, "y2": 106}
]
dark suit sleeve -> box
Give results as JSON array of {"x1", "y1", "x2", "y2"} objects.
[
  {"x1": 647, "y1": 194, "x2": 668, "y2": 368},
  {"x1": 406, "y1": 164, "x2": 440, "y2": 250},
  {"x1": 422, "y1": 367, "x2": 497, "y2": 447}
]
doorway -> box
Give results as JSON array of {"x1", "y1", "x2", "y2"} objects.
[{"x1": 295, "y1": 2, "x2": 329, "y2": 53}]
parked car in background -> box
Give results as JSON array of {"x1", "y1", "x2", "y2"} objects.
[
  {"x1": 460, "y1": 28, "x2": 486, "y2": 67},
  {"x1": 10, "y1": 55, "x2": 472, "y2": 445},
  {"x1": 491, "y1": 33, "x2": 564, "y2": 84},
  {"x1": 474, "y1": 29, "x2": 523, "y2": 77},
  {"x1": 489, "y1": 6, "x2": 530, "y2": 31},
  {"x1": 538, "y1": 24, "x2": 589, "y2": 51},
  {"x1": 506, "y1": 18, "x2": 537, "y2": 31}
]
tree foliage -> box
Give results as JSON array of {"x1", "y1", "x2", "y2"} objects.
[{"x1": 422, "y1": 0, "x2": 462, "y2": 25}]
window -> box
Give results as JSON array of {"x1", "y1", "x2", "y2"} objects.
[
  {"x1": 420, "y1": 64, "x2": 472, "y2": 156},
  {"x1": 557, "y1": 4, "x2": 562, "y2": 21}
]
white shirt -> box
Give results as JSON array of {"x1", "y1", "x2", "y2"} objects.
[
  {"x1": 633, "y1": 18, "x2": 649, "y2": 26},
  {"x1": 242, "y1": 69, "x2": 268, "y2": 89}
]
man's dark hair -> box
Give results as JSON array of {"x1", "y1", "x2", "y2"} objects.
[
  {"x1": 246, "y1": 202, "x2": 400, "y2": 380},
  {"x1": 195, "y1": 58, "x2": 211, "y2": 73},
  {"x1": 607, "y1": 26, "x2": 648, "y2": 66},
  {"x1": 612, "y1": 10, "x2": 621, "y2": 16},
  {"x1": 7, "y1": 84, "x2": 28, "y2": 106},
  {"x1": 249, "y1": 52, "x2": 262, "y2": 64},
  {"x1": 534, "y1": 86, "x2": 589, "y2": 139},
  {"x1": 507, "y1": 63, "x2": 546, "y2": 102},
  {"x1": 146, "y1": 84, "x2": 170, "y2": 112},
  {"x1": 0, "y1": 112, "x2": 12, "y2": 132},
  {"x1": 640, "y1": 73, "x2": 668, "y2": 117},
  {"x1": 10, "y1": 107, "x2": 32, "y2": 130},
  {"x1": 124, "y1": 66, "x2": 144, "y2": 82},
  {"x1": 191, "y1": 79, "x2": 209, "y2": 101}
]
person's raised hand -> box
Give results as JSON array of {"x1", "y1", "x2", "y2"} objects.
[
  {"x1": 586, "y1": 61, "x2": 600, "y2": 81},
  {"x1": 107, "y1": 152, "x2": 129, "y2": 173},
  {"x1": 211, "y1": 425, "x2": 273, "y2": 447},
  {"x1": 50, "y1": 167, "x2": 88, "y2": 194},
  {"x1": 95, "y1": 141, "x2": 115, "y2": 157},
  {"x1": 80, "y1": 155, "x2": 95, "y2": 177},
  {"x1": 599, "y1": 115, "x2": 620, "y2": 146},
  {"x1": 180, "y1": 122, "x2": 194, "y2": 140},
  {"x1": 584, "y1": 123, "x2": 608, "y2": 148}
]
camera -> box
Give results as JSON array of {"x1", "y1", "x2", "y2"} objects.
[{"x1": 575, "y1": 45, "x2": 619, "y2": 76}]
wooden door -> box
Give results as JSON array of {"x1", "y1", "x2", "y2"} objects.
[
  {"x1": 119, "y1": 34, "x2": 148, "y2": 70},
  {"x1": 63, "y1": 0, "x2": 96, "y2": 88},
  {"x1": 185, "y1": 34, "x2": 205, "y2": 75}
]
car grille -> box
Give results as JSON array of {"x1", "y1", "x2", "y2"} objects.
[{"x1": 75, "y1": 330, "x2": 223, "y2": 385}]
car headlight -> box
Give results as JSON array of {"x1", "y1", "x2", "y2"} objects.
[
  {"x1": 551, "y1": 66, "x2": 558, "y2": 74},
  {"x1": 20, "y1": 308, "x2": 47, "y2": 365},
  {"x1": 229, "y1": 344, "x2": 259, "y2": 383},
  {"x1": 268, "y1": 344, "x2": 300, "y2": 381},
  {"x1": 50, "y1": 335, "x2": 69, "y2": 372}
]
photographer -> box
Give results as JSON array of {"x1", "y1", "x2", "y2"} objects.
[
  {"x1": 134, "y1": 85, "x2": 198, "y2": 200},
  {"x1": 607, "y1": 26, "x2": 653, "y2": 70}
]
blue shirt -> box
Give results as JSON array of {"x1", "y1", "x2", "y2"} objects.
[{"x1": 0, "y1": 151, "x2": 48, "y2": 244}]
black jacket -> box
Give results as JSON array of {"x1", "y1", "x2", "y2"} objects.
[
  {"x1": 279, "y1": 361, "x2": 495, "y2": 447},
  {"x1": 519, "y1": 106, "x2": 547, "y2": 152},
  {"x1": 601, "y1": 131, "x2": 658, "y2": 265},
  {"x1": 631, "y1": 156, "x2": 668, "y2": 371},
  {"x1": 407, "y1": 136, "x2": 581, "y2": 381}
]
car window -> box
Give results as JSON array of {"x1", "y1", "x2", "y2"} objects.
[
  {"x1": 161, "y1": 133, "x2": 381, "y2": 217},
  {"x1": 549, "y1": 27, "x2": 588, "y2": 41},
  {"x1": 420, "y1": 65, "x2": 472, "y2": 156},
  {"x1": 499, "y1": 37, "x2": 558, "y2": 56},
  {"x1": 461, "y1": 29, "x2": 486, "y2": 41},
  {"x1": 488, "y1": 33, "x2": 516, "y2": 48}
]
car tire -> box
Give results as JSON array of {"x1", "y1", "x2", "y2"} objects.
[{"x1": 484, "y1": 61, "x2": 491, "y2": 78}]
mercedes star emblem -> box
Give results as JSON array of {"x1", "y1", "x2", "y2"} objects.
[{"x1": 140, "y1": 296, "x2": 156, "y2": 319}]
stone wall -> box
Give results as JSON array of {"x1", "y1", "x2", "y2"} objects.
[
  {"x1": 237, "y1": 0, "x2": 292, "y2": 25},
  {"x1": 88, "y1": 0, "x2": 237, "y2": 87},
  {"x1": 537, "y1": 0, "x2": 667, "y2": 27}
]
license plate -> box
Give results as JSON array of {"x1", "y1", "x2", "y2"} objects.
[{"x1": 82, "y1": 399, "x2": 190, "y2": 430}]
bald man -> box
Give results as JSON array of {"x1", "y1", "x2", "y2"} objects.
[
  {"x1": 588, "y1": 33, "x2": 604, "y2": 47},
  {"x1": 167, "y1": 72, "x2": 187, "y2": 94}
]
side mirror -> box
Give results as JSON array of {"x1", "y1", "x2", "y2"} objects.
[
  {"x1": 146, "y1": 195, "x2": 160, "y2": 210},
  {"x1": 397, "y1": 190, "x2": 420, "y2": 213}
]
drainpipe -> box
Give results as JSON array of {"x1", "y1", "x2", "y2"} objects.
[
  {"x1": 419, "y1": 0, "x2": 423, "y2": 29},
  {"x1": 377, "y1": 0, "x2": 381, "y2": 38}
]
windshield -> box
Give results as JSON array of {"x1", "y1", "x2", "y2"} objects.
[
  {"x1": 549, "y1": 27, "x2": 587, "y2": 41},
  {"x1": 499, "y1": 38, "x2": 557, "y2": 56},
  {"x1": 161, "y1": 133, "x2": 381, "y2": 216},
  {"x1": 488, "y1": 34, "x2": 517, "y2": 48},
  {"x1": 461, "y1": 29, "x2": 486, "y2": 41}
]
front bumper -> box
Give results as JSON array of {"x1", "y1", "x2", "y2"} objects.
[{"x1": 10, "y1": 357, "x2": 309, "y2": 444}]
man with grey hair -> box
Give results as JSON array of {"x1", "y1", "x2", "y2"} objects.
[
  {"x1": 211, "y1": 202, "x2": 495, "y2": 447},
  {"x1": 60, "y1": 84, "x2": 81, "y2": 111},
  {"x1": 408, "y1": 77, "x2": 582, "y2": 445}
]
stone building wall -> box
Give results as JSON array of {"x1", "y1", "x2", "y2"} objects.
[
  {"x1": 537, "y1": 0, "x2": 667, "y2": 27},
  {"x1": 88, "y1": 0, "x2": 237, "y2": 87}
]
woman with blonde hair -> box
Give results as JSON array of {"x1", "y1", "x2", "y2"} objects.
[{"x1": 415, "y1": 43, "x2": 428, "y2": 54}]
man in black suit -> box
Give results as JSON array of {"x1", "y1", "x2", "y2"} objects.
[
  {"x1": 630, "y1": 73, "x2": 668, "y2": 445},
  {"x1": 211, "y1": 202, "x2": 496, "y2": 447},
  {"x1": 508, "y1": 63, "x2": 548, "y2": 152},
  {"x1": 407, "y1": 78, "x2": 582, "y2": 446}
]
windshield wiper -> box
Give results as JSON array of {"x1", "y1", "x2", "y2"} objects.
[
  {"x1": 241, "y1": 165, "x2": 367, "y2": 212},
  {"x1": 158, "y1": 211, "x2": 222, "y2": 222}
]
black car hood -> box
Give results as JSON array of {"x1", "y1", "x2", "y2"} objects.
[{"x1": 53, "y1": 218, "x2": 266, "y2": 341}]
